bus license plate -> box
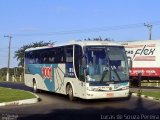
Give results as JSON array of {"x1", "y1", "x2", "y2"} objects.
[{"x1": 106, "y1": 93, "x2": 114, "y2": 97}]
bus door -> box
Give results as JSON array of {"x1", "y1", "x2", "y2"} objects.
[{"x1": 73, "y1": 45, "x2": 86, "y2": 98}]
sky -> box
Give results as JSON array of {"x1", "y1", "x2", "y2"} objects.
[{"x1": 0, "y1": 0, "x2": 160, "y2": 68}]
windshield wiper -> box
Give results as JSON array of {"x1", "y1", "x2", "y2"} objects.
[
  {"x1": 100, "y1": 69, "x2": 108, "y2": 83},
  {"x1": 100, "y1": 67, "x2": 121, "y2": 83},
  {"x1": 112, "y1": 69, "x2": 121, "y2": 81}
]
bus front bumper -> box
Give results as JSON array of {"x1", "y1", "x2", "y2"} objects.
[{"x1": 85, "y1": 89, "x2": 130, "y2": 99}]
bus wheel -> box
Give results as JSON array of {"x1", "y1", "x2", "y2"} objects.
[
  {"x1": 68, "y1": 85, "x2": 76, "y2": 101},
  {"x1": 33, "y1": 81, "x2": 38, "y2": 93}
]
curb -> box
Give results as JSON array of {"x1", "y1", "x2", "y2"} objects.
[
  {"x1": 132, "y1": 93, "x2": 160, "y2": 102},
  {"x1": 0, "y1": 91, "x2": 40, "y2": 107}
]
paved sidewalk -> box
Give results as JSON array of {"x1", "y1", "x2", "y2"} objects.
[{"x1": 130, "y1": 86, "x2": 160, "y2": 93}]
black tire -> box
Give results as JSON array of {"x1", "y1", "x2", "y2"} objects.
[
  {"x1": 33, "y1": 81, "x2": 38, "y2": 93},
  {"x1": 67, "y1": 85, "x2": 76, "y2": 101}
]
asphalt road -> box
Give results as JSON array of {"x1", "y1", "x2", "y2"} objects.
[{"x1": 0, "y1": 82, "x2": 160, "y2": 120}]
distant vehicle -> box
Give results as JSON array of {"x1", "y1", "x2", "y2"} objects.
[
  {"x1": 122, "y1": 40, "x2": 160, "y2": 86},
  {"x1": 24, "y1": 40, "x2": 130, "y2": 100}
]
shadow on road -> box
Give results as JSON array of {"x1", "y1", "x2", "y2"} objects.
[
  {"x1": 18, "y1": 93, "x2": 160, "y2": 120},
  {"x1": 19, "y1": 106, "x2": 160, "y2": 120}
]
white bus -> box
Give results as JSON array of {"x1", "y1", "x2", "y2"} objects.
[{"x1": 24, "y1": 41, "x2": 130, "y2": 100}]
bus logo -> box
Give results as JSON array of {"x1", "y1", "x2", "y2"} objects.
[{"x1": 42, "y1": 65, "x2": 52, "y2": 80}]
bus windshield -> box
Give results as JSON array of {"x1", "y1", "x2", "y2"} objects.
[{"x1": 85, "y1": 46, "x2": 129, "y2": 83}]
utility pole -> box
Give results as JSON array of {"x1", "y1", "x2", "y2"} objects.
[
  {"x1": 4, "y1": 35, "x2": 12, "y2": 82},
  {"x1": 144, "y1": 23, "x2": 152, "y2": 40}
]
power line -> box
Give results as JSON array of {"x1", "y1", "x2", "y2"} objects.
[{"x1": 5, "y1": 21, "x2": 160, "y2": 37}]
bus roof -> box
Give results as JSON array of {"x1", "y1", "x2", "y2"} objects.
[
  {"x1": 25, "y1": 40, "x2": 122, "y2": 52},
  {"x1": 120, "y1": 39, "x2": 160, "y2": 45}
]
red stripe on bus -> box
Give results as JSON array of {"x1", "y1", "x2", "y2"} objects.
[{"x1": 134, "y1": 56, "x2": 155, "y2": 61}]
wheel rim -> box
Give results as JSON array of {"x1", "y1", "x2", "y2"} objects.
[{"x1": 68, "y1": 86, "x2": 73, "y2": 100}]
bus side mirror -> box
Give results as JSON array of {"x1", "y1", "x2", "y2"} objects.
[{"x1": 127, "y1": 57, "x2": 132, "y2": 69}]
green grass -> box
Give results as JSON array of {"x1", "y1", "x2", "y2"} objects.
[
  {"x1": 140, "y1": 91, "x2": 160, "y2": 99},
  {"x1": 0, "y1": 87, "x2": 36, "y2": 103},
  {"x1": 141, "y1": 83, "x2": 160, "y2": 87},
  {"x1": 141, "y1": 80, "x2": 160, "y2": 87}
]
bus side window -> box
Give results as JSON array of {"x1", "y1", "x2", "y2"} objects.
[
  {"x1": 55, "y1": 47, "x2": 64, "y2": 63},
  {"x1": 43, "y1": 52, "x2": 49, "y2": 63},
  {"x1": 25, "y1": 52, "x2": 29, "y2": 64},
  {"x1": 40, "y1": 50, "x2": 49, "y2": 63},
  {"x1": 49, "y1": 49, "x2": 56, "y2": 63},
  {"x1": 65, "y1": 46, "x2": 73, "y2": 63},
  {"x1": 34, "y1": 51, "x2": 40, "y2": 64},
  {"x1": 29, "y1": 51, "x2": 35, "y2": 64}
]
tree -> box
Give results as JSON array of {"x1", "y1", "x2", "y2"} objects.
[
  {"x1": 83, "y1": 37, "x2": 113, "y2": 41},
  {"x1": 14, "y1": 41, "x2": 55, "y2": 67}
]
